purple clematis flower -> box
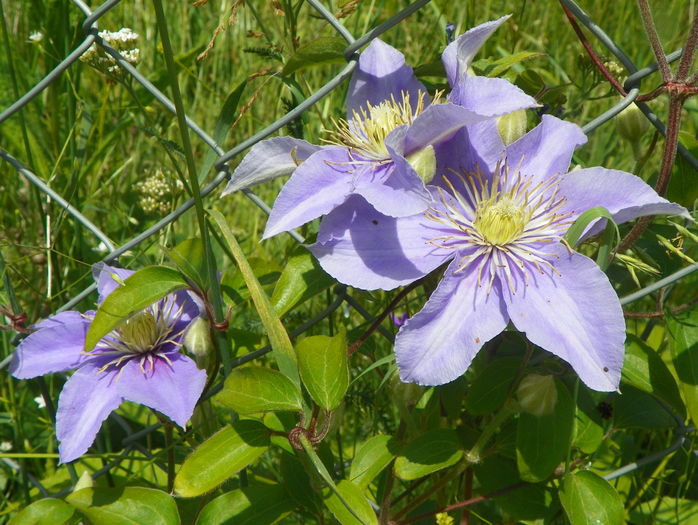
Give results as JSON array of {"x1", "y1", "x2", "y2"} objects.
[
  {"x1": 221, "y1": 17, "x2": 536, "y2": 240},
  {"x1": 309, "y1": 115, "x2": 691, "y2": 392},
  {"x1": 9, "y1": 264, "x2": 207, "y2": 463}
]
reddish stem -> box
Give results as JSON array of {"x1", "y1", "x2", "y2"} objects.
[{"x1": 637, "y1": 0, "x2": 672, "y2": 82}]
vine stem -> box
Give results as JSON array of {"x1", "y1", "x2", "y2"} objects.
[{"x1": 637, "y1": 0, "x2": 671, "y2": 82}]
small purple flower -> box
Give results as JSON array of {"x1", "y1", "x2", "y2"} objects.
[
  {"x1": 389, "y1": 311, "x2": 409, "y2": 327},
  {"x1": 222, "y1": 17, "x2": 535, "y2": 240},
  {"x1": 10, "y1": 264, "x2": 206, "y2": 463},
  {"x1": 309, "y1": 116, "x2": 690, "y2": 392}
]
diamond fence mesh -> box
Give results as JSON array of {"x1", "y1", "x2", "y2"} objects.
[{"x1": 1, "y1": 0, "x2": 696, "y2": 496}]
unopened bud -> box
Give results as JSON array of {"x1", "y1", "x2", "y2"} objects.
[
  {"x1": 497, "y1": 109, "x2": 528, "y2": 146},
  {"x1": 516, "y1": 374, "x2": 557, "y2": 417},
  {"x1": 184, "y1": 317, "x2": 213, "y2": 363},
  {"x1": 616, "y1": 103, "x2": 649, "y2": 144},
  {"x1": 406, "y1": 145, "x2": 436, "y2": 184},
  {"x1": 73, "y1": 470, "x2": 94, "y2": 492}
]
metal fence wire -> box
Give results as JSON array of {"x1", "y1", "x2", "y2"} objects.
[{"x1": 1, "y1": 0, "x2": 696, "y2": 497}]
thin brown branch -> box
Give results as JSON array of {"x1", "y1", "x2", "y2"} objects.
[
  {"x1": 624, "y1": 296, "x2": 698, "y2": 318},
  {"x1": 560, "y1": 1, "x2": 627, "y2": 95},
  {"x1": 637, "y1": 0, "x2": 672, "y2": 82},
  {"x1": 676, "y1": 7, "x2": 698, "y2": 81}
]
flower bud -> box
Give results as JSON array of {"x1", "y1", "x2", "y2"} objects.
[
  {"x1": 497, "y1": 109, "x2": 528, "y2": 145},
  {"x1": 73, "y1": 470, "x2": 94, "y2": 492},
  {"x1": 406, "y1": 145, "x2": 437, "y2": 184},
  {"x1": 184, "y1": 317, "x2": 213, "y2": 363},
  {"x1": 616, "y1": 103, "x2": 649, "y2": 144},
  {"x1": 516, "y1": 373, "x2": 557, "y2": 417}
]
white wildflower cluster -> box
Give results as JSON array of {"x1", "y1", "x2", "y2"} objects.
[
  {"x1": 80, "y1": 28, "x2": 141, "y2": 77},
  {"x1": 134, "y1": 169, "x2": 183, "y2": 215},
  {"x1": 28, "y1": 31, "x2": 43, "y2": 43}
]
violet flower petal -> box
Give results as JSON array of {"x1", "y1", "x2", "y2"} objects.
[
  {"x1": 116, "y1": 353, "x2": 206, "y2": 428},
  {"x1": 222, "y1": 137, "x2": 321, "y2": 195},
  {"x1": 56, "y1": 362, "x2": 124, "y2": 463},
  {"x1": 92, "y1": 263, "x2": 134, "y2": 303},
  {"x1": 309, "y1": 195, "x2": 451, "y2": 290},
  {"x1": 504, "y1": 245, "x2": 624, "y2": 392},
  {"x1": 448, "y1": 76, "x2": 538, "y2": 117},
  {"x1": 346, "y1": 38, "x2": 427, "y2": 117},
  {"x1": 395, "y1": 261, "x2": 509, "y2": 385},
  {"x1": 505, "y1": 115, "x2": 587, "y2": 183},
  {"x1": 559, "y1": 167, "x2": 691, "y2": 231},
  {"x1": 442, "y1": 15, "x2": 511, "y2": 86},
  {"x1": 434, "y1": 121, "x2": 504, "y2": 185},
  {"x1": 263, "y1": 147, "x2": 355, "y2": 239},
  {"x1": 10, "y1": 312, "x2": 91, "y2": 379}
]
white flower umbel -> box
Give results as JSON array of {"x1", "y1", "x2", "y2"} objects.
[{"x1": 81, "y1": 28, "x2": 141, "y2": 77}]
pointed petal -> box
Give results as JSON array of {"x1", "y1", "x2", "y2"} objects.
[
  {"x1": 449, "y1": 76, "x2": 538, "y2": 117},
  {"x1": 403, "y1": 102, "x2": 493, "y2": 155},
  {"x1": 559, "y1": 167, "x2": 691, "y2": 232},
  {"x1": 10, "y1": 312, "x2": 91, "y2": 379},
  {"x1": 92, "y1": 263, "x2": 134, "y2": 303},
  {"x1": 263, "y1": 147, "x2": 354, "y2": 239},
  {"x1": 116, "y1": 353, "x2": 206, "y2": 428},
  {"x1": 442, "y1": 15, "x2": 511, "y2": 86},
  {"x1": 309, "y1": 195, "x2": 451, "y2": 290},
  {"x1": 56, "y1": 362, "x2": 123, "y2": 463},
  {"x1": 504, "y1": 245, "x2": 624, "y2": 391},
  {"x1": 346, "y1": 38, "x2": 427, "y2": 117},
  {"x1": 222, "y1": 137, "x2": 321, "y2": 195},
  {"x1": 506, "y1": 115, "x2": 587, "y2": 184},
  {"x1": 434, "y1": 121, "x2": 504, "y2": 185},
  {"x1": 395, "y1": 261, "x2": 509, "y2": 385}
]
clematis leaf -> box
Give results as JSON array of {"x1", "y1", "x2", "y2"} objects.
[
  {"x1": 166, "y1": 238, "x2": 209, "y2": 291},
  {"x1": 559, "y1": 471, "x2": 624, "y2": 525},
  {"x1": 209, "y1": 209, "x2": 299, "y2": 386},
  {"x1": 465, "y1": 357, "x2": 521, "y2": 415},
  {"x1": 667, "y1": 308, "x2": 698, "y2": 429},
  {"x1": 174, "y1": 420, "x2": 270, "y2": 498},
  {"x1": 516, "y1": 379, "x2": 574, "y2": 482},
  {"x1": 271, "y1": 250, "x2": 335, "y2": 317},
  {"x1": 195, "y1": 484, "x2": 293, "y2": 525},
  {"x1": 84, "y1": 266, "x2": 189, "y2": 353},
  {"x1": 8, "y1": 498, "x2": 76, "y2": 525},
  {"x1": 394, "y1": 429, "x2": 463, "y2": 480},
  {"x1": 66, "y1": 487, "x2": 180, "y2": 525},
  {"x1": 564, "y1": 205, "x2": 619, "y2": 248},
  {"x1": 215, "y1": 366, "x2": 304, "y2": 414},
  {"x1": 297, "y1": 331, "x2": 349, "y2": 411},
  {"x1": 349, "y1": 434, "x2": 399, "y2": 489},
  {"x1": 322, "y1": 480, "x2": 378, "y2": 525},
  {"x1": 282, "y1": 36, "x2": 346, "y2": 75},
  {"x1": 628, "y1": 496, "x2": 698, "y2": 524}
]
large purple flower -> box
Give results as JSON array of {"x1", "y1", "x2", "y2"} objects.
[
  {"x1": 10, "y1": 264, "x2": 207, "y2": 463},
  {"x1": 222, "y1": 17, "x2": 536, "y2": 239},
  {"x1": 309, "y1": 115, "x2": 690, "y2": 391}
]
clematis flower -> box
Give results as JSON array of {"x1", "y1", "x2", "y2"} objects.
[
  {"x1": 309, "y1": 115, "x2": 691, "y2": 391},
  {"x1": 9, "y1": 264, "x2": 206, "y2": 463},
  {"x1": 222, "y1": 17, "x2": 536, "y2": 239}
]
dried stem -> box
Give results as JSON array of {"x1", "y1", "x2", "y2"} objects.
[
  {"x1": 624, "y1": 296, "x2": 698, "y2": 318},
  {"x1": 637, "y1": 0, "x2": 672, "y2": 81}
]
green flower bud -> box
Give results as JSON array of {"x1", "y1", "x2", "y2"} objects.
[
  {"x1": 516, "y1": 373, "x2": 557, "y2": 417},
  {"x1": 73, "y1": 470, "x2": 94, "y2": 492},
  {"x1": 406, "y1": 145, "x2": 436, "y2": 184},
  {"x1": 497, "y1": 109, "x2": 528, "y2": 146},
  {"x1": 184, "y1": 317, "x2": 213, "y2": 365},
  {"x1": 616, "y1": 103, "x2": 649, "y2": 144}
]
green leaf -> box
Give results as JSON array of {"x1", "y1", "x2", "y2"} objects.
[
  {"x1": 394, "y1": 429, "x2": 463, "y2": 480},
  {"x1": 270, "y1": 250, "x2": 334, "y2": 317},
  {"x1": 215, "y1": 366, "x2": 304, "y2": 414},
  {"x1": 322, "y1": 480, "x2": 378, "y2": 525},
  {"x1": 84, "y1": 266, "x2": 189, "y2": 352},
  {"x1": 209, "y1": 210, "x2": 299, "y2": 386},
  {"x1": 472, "y1": 51, "x2": 543, "y2": 77},
  {"x1": 516, "y1": 379, "x2": 574, "y2": 482},
  {"x1": 465, "y1": 357, "x2": 521, "y2": 415},
  {"x1": 349, "y1": 434, "x2": 399, "y2": 489},
  {"x1": 282, "y1": 37, "x2": 347, "y2": 75},
  {"x1": 613, "y1": 385, "x2": 677, "y2": 428},
  {"x1": 297, "y1": 332, "x2": 349, "y2": 410},
  {"x1": 66, "y1": 487, "x2": 180, "y2": 525},
  {"x1": 195, "y1": 484, "x2": 293, "y2": 525},
  {"x1": 622, "y1": 334, "x2": 685, "y2": 415},
  {"x1": 573, "y1": 406, "x2": 605, "y2": 455},
  {"x1": 174, "y1": 420, "x2": 270, "y2": 498},
  {"x1": 668, "y1": 131, "x2": 698, "y2": 208},
  {"x1": 559, "y1": 471, "x2": 624, "y2": 525},
  {"x1": 667, "y1": 309, "x2": 698, "y2": 429},
  {"x1": 629, "y1": 496, "x2": 698, "y2": 524},
  {"x1": 166, "y1": 238, "x2": 209, "y2": 290},
  {"x1": 8, "y1": 498, "x2": 76, "y2": 525},
  {"x1": 564, "y1": 206, "x2": 620, "y2": 250}
]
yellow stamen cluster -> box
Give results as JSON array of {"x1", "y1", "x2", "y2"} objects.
[
  {"x1": 474, "y1": 196, "x2": 529, "y2": 245},
  {"x1": 116, "y1": 312, "x2": 160, "y2": 354},
  {"x1": 326, "y1": 91, "x2": 429, "y2": 161}
]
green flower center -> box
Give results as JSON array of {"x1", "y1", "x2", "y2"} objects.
[
  {"x1": 474, "y1": 197, "x2": 528, "y2": 245},
  {"x1": 116, "y1": 311, "x2": 161, "y2": 354}
]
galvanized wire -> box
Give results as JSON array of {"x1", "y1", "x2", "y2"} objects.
[{"x1": 0, "y1": 0, "x2": 695, "y2": 494}]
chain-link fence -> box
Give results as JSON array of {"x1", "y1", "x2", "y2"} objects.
[{"x1": 1, "y1": 0, "x2": 696, "y2": 499}]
